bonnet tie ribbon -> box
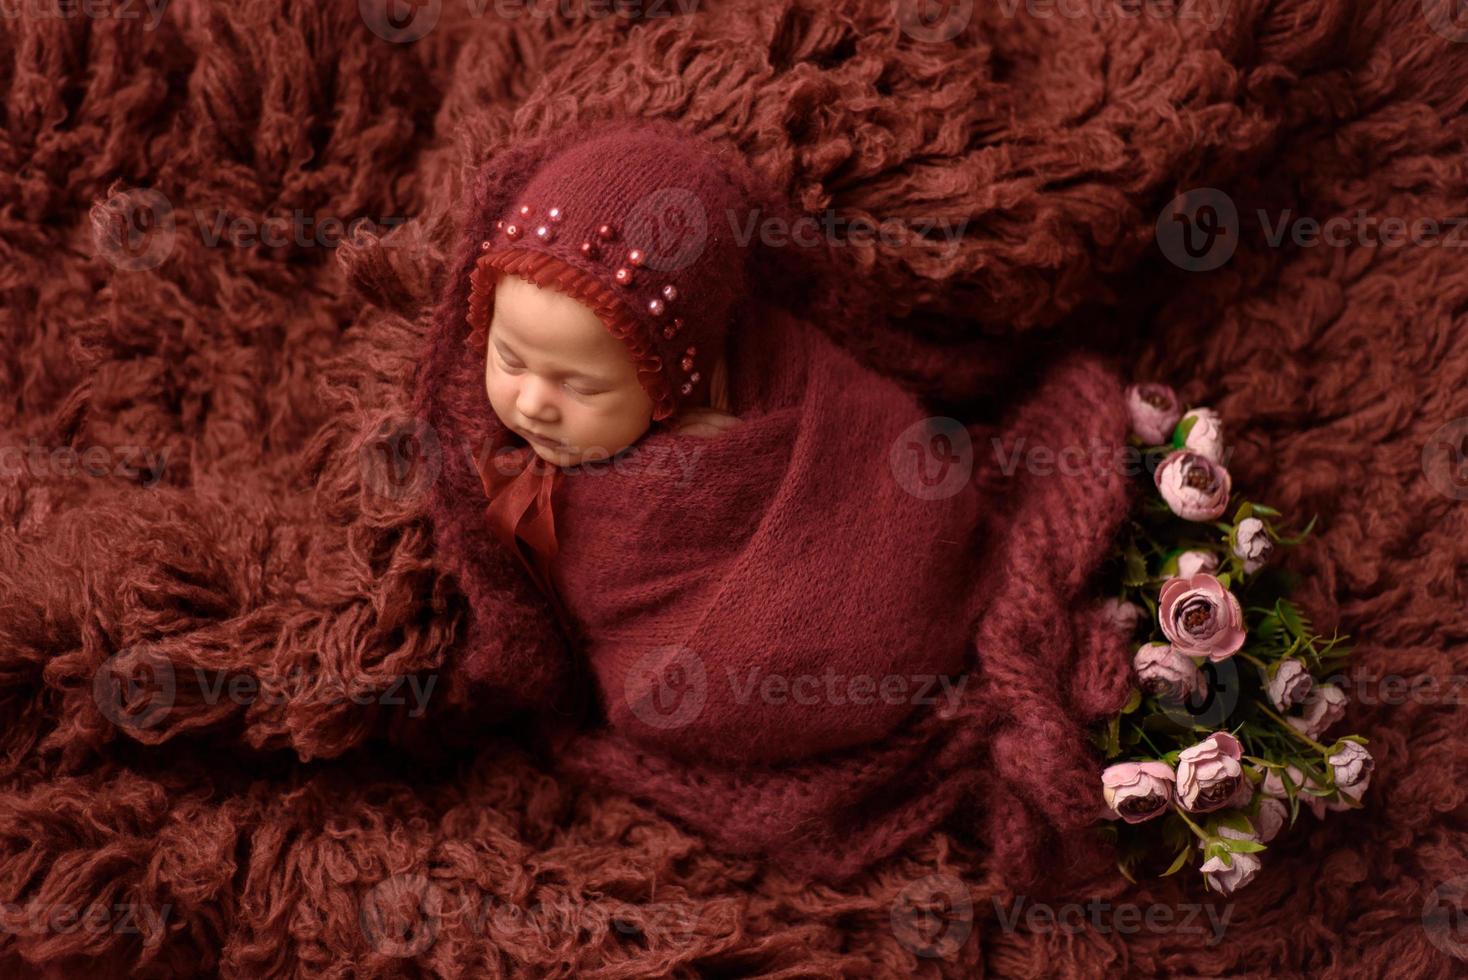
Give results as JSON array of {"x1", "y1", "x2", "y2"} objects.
[{"x1": 477, "y1": 443, "x2": 566, "y2": 618}]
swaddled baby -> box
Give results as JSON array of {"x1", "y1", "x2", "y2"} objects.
[{"x1": 459, "y1": 120, "x2": 983, "y2": 767}]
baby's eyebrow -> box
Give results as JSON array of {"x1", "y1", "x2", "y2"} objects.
[{"x1": 492, "y1": 335, "x2": 614, "y2": 386}]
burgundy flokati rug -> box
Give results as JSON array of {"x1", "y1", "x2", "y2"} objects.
[{"x1": 2, "y1": 0, "x2": 1466, "y2": 976}]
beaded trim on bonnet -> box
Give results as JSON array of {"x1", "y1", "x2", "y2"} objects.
[
  {"x1": 461, "y1": 122, "x2": 757, "y2": 422},
  {"x1": 467, "y1": 248, "x2": 680, "y2": 421}
]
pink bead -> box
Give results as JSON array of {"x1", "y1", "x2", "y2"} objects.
[
  {"x1": 547, "y1": 207, "x2": 562, "y2": 222},
  {"x1": 680, "y1": 382, "x2": 693, "y2": 396},
  {"x1": 627, "y1": 248, "x2": 644, "y2": 267},
  {"x1": 680, "y1": 356, "x2": 695, "y2": 372},
  {"x1": 535, "y1": 224, "x2": 554, "y2": 242},
  {"x1": 648, "y1": 298, "x2": 664, "y2": 315},
  {"x1": 597, "y1": 224, "x2": 616, "y2": 241},
  {"x1": 662, "y1": 325, "x2": 676, "y2": 339},
  {"x1": 614, "y1": 267, "x2": 634, "y2": 286},
  {"x1": 494, "y1": 220, "x2": 504, "y2": 230},
  {"x1": 505, "y1": 224, "x2": 521, "y2": 239},
  {"x1": 685, "y1": 345, "x2": 697, "y2": 356},
  {"x1": 689, "y1": 371, "x2": 701, "y2": 383},
  {"x1": 661, "y1": 284, "x2": 677, "y2": 302},
  {"x1": 517, "y1": 204, "x2": 532, "y2": 218},
  {"x1": 479, "y1": 240, "x2": 492, "y2": 251},
  {"x1": 580, "y1": 241, "x2": 598, "y2": 259},
  {"x1": 671, "y1": 317, "x2": 684, "y2": 333}
]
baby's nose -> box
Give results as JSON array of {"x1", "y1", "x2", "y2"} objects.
[{"x1": 515, "y1": 376, "x2": 559, "y2": 420}]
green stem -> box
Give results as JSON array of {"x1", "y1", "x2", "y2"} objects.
[
  {"x1": 1257, "y1": 702, "x2": 1330, "y2": 754},
  {"x1": 1172, "y1": 805, "x2": 1211, "y2": 841},
  {"x1": 1239, "y1": 652, "x2": 1269, "y2": 670}
]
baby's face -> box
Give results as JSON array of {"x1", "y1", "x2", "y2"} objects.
[{"x1": 484, "y1": 273, "x2": 655, "y2": 466}]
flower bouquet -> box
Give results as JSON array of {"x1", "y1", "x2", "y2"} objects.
[{"x1": 1094, "y1": 384, "x2": 1372, "y2": 896}]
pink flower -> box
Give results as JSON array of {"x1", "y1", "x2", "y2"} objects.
[
  {"x1": 1325, "y1": 741, "x2": 1373, "y2": 808},
  {"x1": 1126, "y1": 383, "x2": 1182, "y2": 445},
  {"x1": 1158, "y1": 574, "x2": 1246, "y2": 661},
  {"x1": 1232, "y1": 517, "x2": 1274, "y2": 574},
  {"x1": 1174, "y1": 549, "x2": 1219, "y2": 579},
  {"x1": 1154, "y1": 451, "x2": 1232, "y2": 522},
  {"x1": 1176, "y1": 731, "x2": 1244, "y2": 812},
  {"x1": 1102, "y1": 761, "x2": 1176, "y2": 824},
  {"x1": 1255, "y1": 795, "x2": 1288, "y2": 842},
  {"x1": 1179, "y1": 408, "x2": 1226, "y2": 463},
  {"x1": 1261, "y1": 764, "x2": 1327, "y2": 819},
  {"x1": 1099, "y1": 598, "x2": 1144, "y2": 636},
  {"x1": 1267, "y1": 658, "x2": 1313, "y2": 711},
  {"x1": 1200, "y1": 848, "x2": 1261, "y2": 896},
  {"x1": 1287, "y1": 684, "x2": 1348, "y2": 741},
  {"x1": 1133, "y1": 642, "x2": 1202, "y2": 702}
]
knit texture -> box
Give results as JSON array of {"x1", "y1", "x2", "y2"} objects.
[{"x1": 2, "y1": 0, "x2": 1464, "y2": 974}]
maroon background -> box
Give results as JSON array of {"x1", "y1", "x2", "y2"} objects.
[{"x1": 1, "y1": 0, "x2": 1465, "y2": 975}]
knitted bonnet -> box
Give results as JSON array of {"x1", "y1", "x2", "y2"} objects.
[{"x1": 465, "y1": 119, "x2": 768, "y2": 421}]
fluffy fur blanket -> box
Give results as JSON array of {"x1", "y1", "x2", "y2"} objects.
[{"x1": 2, "y1": 0, "x2": 1466, "y2": 976}]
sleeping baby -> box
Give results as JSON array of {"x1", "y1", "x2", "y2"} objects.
[{"x1": 454, "y1": 118, "x2": 984, "y2": 769}]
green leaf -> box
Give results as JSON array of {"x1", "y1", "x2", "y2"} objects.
[
  {"x1": 1161, "y1": 846, "x2": 1194, "y2": 877},
  {"x1": 1251, "y1": 504, "x2": 1282, "y2": 517},
  {"x1": 1233, "y1": 501, "x2": 1255, "y2": 523},
  {"x1": 1173, "y1": 415, "x2": 1199, "y2": 447},
  {"x1": 1121, "y1": 687, "x2": 1144, "y2": 715},
  {"x1": 1276, "y1": 599, "x2": 1305, "y2": 639},
  {"x1": 1117, "y1": 857, "x2": 1138, "y2": 885},
  {"x1": 1221, "y1": 838, "x2": 1268, "y2": 854},
  {"x1": 1216, "y1": 572, "x2": 1232, "y2": 590}
]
